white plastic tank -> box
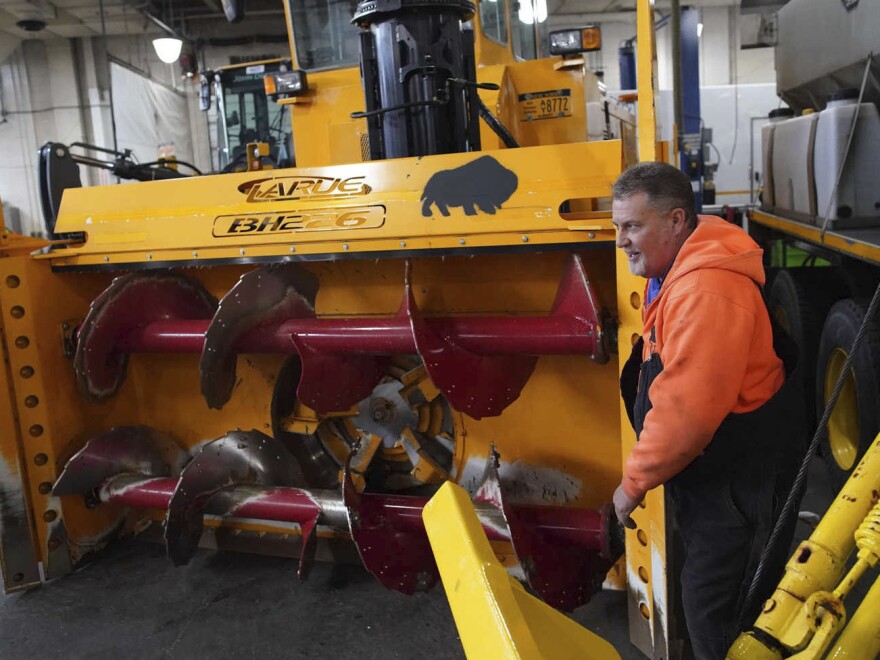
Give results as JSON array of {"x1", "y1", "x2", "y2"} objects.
[
  {"x1": 761, "y1": 108, "x2": 795, "y2": 212},
  {"x1": 770, "y1": 110, "x2": 819, "y2": 222},
  {"x1": 813, "y1": 89, "x2": 880, "y2": 228}
]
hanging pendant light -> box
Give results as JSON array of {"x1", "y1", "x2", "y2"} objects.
[{"x1": 153, "y1": 37, "x2": 183, "y2": 63}]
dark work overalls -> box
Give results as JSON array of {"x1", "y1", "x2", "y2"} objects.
[{"x1": 621, "y1": 306, "x2": 806, "y2": 660}]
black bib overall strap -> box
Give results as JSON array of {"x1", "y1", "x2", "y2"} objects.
[{"x1": 618, "y1": 314, "x2": 806, "y2": 659}]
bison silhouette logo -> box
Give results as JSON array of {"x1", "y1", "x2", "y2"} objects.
[{"x1": 421, "y1": 156, "x2": 519, "y2": 217}]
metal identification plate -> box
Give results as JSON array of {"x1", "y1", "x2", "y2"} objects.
[
  {"x1": 518, "y1": 89, "x2": 572, "y2": 121},
  {"x1": 212, "y1": 205, "x2": 386, "y2": 237}
]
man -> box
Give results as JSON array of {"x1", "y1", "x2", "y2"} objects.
[{"x1": 610, "y1": 162, "x2": 803, "y2": 659}]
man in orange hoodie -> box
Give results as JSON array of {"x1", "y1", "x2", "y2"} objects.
[{"x1": 611, "y1": 162, "x2": 804, "y2": 658}]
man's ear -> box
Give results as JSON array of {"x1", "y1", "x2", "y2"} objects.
[{"x1": 670, "y1": 207, "x2": 688, "y2": 234}]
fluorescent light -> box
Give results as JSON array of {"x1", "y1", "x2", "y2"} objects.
[
  {"x1": 518, "y1": 0, "x2": 534, "y2": 25},
  {"x1": 697, "y1": 22, "x2": 703, "y2": 37},
  {"x1": 518, "y1": 0, "x2": 546, "y2": 24},
  {"x1": 153, "y1": 37, "x2": 183, "y2": 64},
  {"x1": 536, "y1": 0, "x2": 547, "y2": 23}
]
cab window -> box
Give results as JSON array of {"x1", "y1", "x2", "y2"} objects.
[
  {"x1": 479, "y1": 0, "x2": 509, "y2": 45},
  {"x1": 287, "y1": 0, "x2": 361, "y2": 71},
  {"x1": 511, "y1": 0, "x2": 537, "y2": 60}
]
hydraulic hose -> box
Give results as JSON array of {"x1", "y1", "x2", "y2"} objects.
[{"x1": 477, "y1": 97, "x2": 519, "y2": 149}]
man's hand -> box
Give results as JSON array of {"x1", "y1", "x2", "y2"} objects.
[{"x1": 613, "y1": 484, "x2": 642, "y2": 530}]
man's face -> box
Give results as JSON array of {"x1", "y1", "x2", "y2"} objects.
[{"x1": 612, "y1": 193, "x2": 689, "y2": 278}]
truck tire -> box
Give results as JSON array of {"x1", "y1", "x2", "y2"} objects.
[
  {"x1": 769, "y1": 270, "x2": 822, "y2": 424},
  {"x1": 815, "y1": 299, "x2": 880, "y2": 491}
]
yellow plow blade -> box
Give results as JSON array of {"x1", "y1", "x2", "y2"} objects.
[{"x1": 422, "y1": 481, "x2": 620, "y2": 660}]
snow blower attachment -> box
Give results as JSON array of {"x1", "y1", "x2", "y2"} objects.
[{"x1": 47, "y1": 254, "x2": 621, "y2": 610}]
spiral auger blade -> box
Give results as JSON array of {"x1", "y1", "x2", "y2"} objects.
[
  {"x1": 200, "y1": 264, "x2": 318, "y2": 410},
  {"x1": 53, "y1": 425, "x2": 187, "y2": 499},
  {"x1": 75, "y1": 272, "x2": 217, "y2": 402},
  {"x1": 474, "y1": 444, "x2": 615, "y2": 612},
  {"x1": 163, "y1": 429, "x2": 305, "y2": 566}
]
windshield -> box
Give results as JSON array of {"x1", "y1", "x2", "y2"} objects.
[
  {"x1": 216, "y1": 64, "x2": 291, "y2": 169},
  {"x1": 287, "y1": 0, "x2": 362, "y2": 71}
]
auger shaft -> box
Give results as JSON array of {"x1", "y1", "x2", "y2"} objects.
[
  {"x1": 98, "y1": 473, "x2": 607, "y2": 550},
  {"x1": 116, "y1": 315, "x2": 598, "y2": 356}
]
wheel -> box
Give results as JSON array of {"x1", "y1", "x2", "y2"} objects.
[
  {"x1": 769, "y1": 270, "x2": 822, "y2": 421},
  {"x1": 815, "y1": 299, "x2": 880, "y2": 491},
  {"x1": 769, "y1": 268, "x2": 844, "y2": 425}
]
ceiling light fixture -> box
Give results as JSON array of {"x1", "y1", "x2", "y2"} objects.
[
  {"x1": 153, "y1": 37, "x2": 183, "y2": 63},
  {"x1": 518, "y1": 0, "x2": 547, "y2": 25}
]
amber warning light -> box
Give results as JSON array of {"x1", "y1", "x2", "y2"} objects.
[
  {"x1": 264, "y1": 70, "x2": 309, "y2": 98},
  {"x1": 549, "y1": 26, "x2": 602, "y2": 56}
]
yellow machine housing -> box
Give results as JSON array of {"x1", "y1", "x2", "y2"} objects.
[{"x1": 0, "y1": 0, "x2": 681, "y2": 657}]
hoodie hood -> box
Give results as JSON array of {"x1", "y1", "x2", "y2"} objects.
[{"x1": 644, "y1": 215, "x2": 764, "y2": 329}]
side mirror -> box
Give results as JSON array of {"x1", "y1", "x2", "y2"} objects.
[
  {"x1": 199, "y1": 73, "x2": 212, "y2": 111},
  {"x1": 222, "y1": 0, "x2": 245, "y2": 23},
  {"x1": 37, "y1": 142, "x2": 83, "y2": 238}
]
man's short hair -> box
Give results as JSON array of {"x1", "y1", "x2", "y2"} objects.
[{"x1": 612, "y1": 162, "x2": 698, "y2": 228}]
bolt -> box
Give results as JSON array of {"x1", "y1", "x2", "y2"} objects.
[
  {"x1": 521, "y1": 236, "x2": 528, "y2": 242},
  {"x1": 459, "y1": 238, "x2": 466, "y2": 245},
  {"x1": 400, "y1": 241, "x2": 406, "y2": 247},
  {"x1": 47, "y1": 538, "x2": 61, "y2": 551},
  {"x1": 33, "y1": 453, "x2": 48, "y2": 466},
  {"x1": 5, "y1": 275, "x2": 20, "y2": 288},
  {"x1": 20, "y1": 366, "x2": 34, "y2": 378},
  {"x1": 343, "y1": 244, "x2": 349, "y2": 250},
  {"x1": 147, "y1": 254, "x2": 153, "y2": 260},
  {"x1": 10, "y1": 306, "x2": 24, "y2": 319},
  {"x1": 29, "y1": 424, "x2": 43, "y2": 437},
  {"x1": 289, "y1": 246, "x2": 296, "y2": 253},
  {"x1": 104, "y1": 256, "x2": 110, "y2": 262},
  {"x1": 43, "y1": 510, "x2": 57, "y2": 523},
  {"x1": 38, "y1": 482, "x2": 52, "y2": 495},
  {"x1": 15, "y1": 336, "x2": 29, "y2": 349},
  {"x1": 192, "y1": 251, "x2": 199, "y2": 258},
  {"x1": 588, "y1": 232, "x2": 596, "y2": 239}
]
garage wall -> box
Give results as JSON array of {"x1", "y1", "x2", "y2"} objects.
[
  {"x1": 0, "y1": 40, "x2": 87, "y2": 236},
  {"x1": 0, "y1": 33, "x2": 211, "y2": 236},
  {"x1": 110, "y1": 61, "x2": 195, "y2": 170},
  {"x1": 546, "y1": 6, "x2": 776, "y2": 91}
]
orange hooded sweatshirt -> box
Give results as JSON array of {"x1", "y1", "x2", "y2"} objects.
[{"x1": 621, "y1": 215, "x2": 785, "y2": 501}]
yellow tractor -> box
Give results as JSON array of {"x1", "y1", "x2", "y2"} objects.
[{"x1": 0, "y1": 0, "x2": 659, "y2": 654}]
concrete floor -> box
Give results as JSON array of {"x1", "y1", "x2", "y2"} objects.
[
  {"x1": 0, "y1": 539, "x2": 640, "y2": 660},
  {"x1": 0, "y1": 456, "x2": 852, "y2": 659}
]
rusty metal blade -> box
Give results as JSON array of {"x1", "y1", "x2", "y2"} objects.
[
  {"x1": 551, "y1": 253, "x2": 608, "y2": 364},
  {"x1": 474, "y1": 445, "x2": 608, "y2": 612},
  {"x1": 200, "y1": 264, "x2": 318, "y2": 409},
  {"x1": 342, "y1": 454, "x2": 439, "y2": 595},
  {"x1": 53, "y1": 425, "x2": 187, "y2": 497},
  {"x1": 288, "y1": 342, "x2": 387, "y2": 414},
  {"x1": 75, "y1": 272, "x2": 217, "y2": 402},
  {"x1": 403, "y1": 262, "x2": 536, "y2": 419},
  {"x1": 164, "y1": 430, "x2": 303, "y2": 566}
]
